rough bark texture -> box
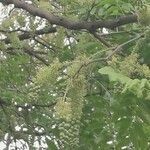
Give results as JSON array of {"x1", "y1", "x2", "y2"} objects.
[{"x1": 4, "y1": 0, "x2": 138, "y2": 31}]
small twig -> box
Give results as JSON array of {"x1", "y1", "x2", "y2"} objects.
[
  {"x1": 31, "y1": 50, "x2": 48, "y2": 55},
  {"x1": 1, "y1": 26, "x2": 56, "y2": 44},
  {"x1": 0, "y1": 97, "x2": 56, "y2": 109},
  {"x1": 24, "y1": 47, "x2": 49, "y2": 66},
  {"x1": 34, "y1": 37, "x2": 56, "y2": 52},
  {"x1": 37, "y1": 36, "x2": 60, "y2": 49},
  {"x1": 99, "y1": 30, "x2": 136, "y2": 37},
  {"x1": 88, "y1": 33, "x2": 144, "y2": 64},
  {"x1": 84, "y1": 0, "x2": 96, "y2": 21},
  {"x1": 90, "y1": 31, "x2": 111, "y2": 47},
  {"x1": 15, "y1": 102, "x2": 57, "y2": 110},
  {"x1": 0, "y1": 28, "x2": 27, "y2": 33},
  {"x1": 105, "y1": 33, "x2": 144, "y2": 59},
  {"x1": 72, "y1": 63, "x2": 86, "y2": 78}
]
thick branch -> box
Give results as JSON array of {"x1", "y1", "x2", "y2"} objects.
[{"x1": 4, "y1": 0, "x2": 138, "y2": 31}]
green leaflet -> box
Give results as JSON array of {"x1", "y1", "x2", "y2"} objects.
[
  {"x1": 99, "y1": 66, "x2": 150, "y2": 99},
  {"x1": 98, "y1": 66, "x2": 131, "y2": 84}
]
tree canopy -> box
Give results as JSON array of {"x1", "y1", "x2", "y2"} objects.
[{"x1": 0, "y1": 0, "x2": 150, "y2": 149}]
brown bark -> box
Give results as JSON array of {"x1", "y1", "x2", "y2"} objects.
[
  {"x1": 4, "y1": 0, "x2": 138, "y2": 31},
  {"x1": 1, "y1": 26, "x2": 56, "y2": 44}
]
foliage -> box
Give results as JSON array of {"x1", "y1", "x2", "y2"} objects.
[{"x1": 0, "y1": 0, "x2": 150, "y2": 149}]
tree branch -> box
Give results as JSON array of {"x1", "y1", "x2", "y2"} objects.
[
  {"x1": 0, "y1": 97, "x2": 56, "y2": 110},
  {"x1": 4, "y1": 0, "x2": 138, "y2": 31},
  {"x1": 4, "y1": 46, "x2": 50, "y2": 65},
  {"x1": 34, "y1": 37, "x2": 56, "y2": 52},
  {"x1": 88, "y1": 33, "x2": 144, "y2": 64},
  {"x1": 1, "y1": 26, "x2": 56, "y2": 44},
  {"x1": 105, "y1": 33, "x2": 144, "y2": 59},
  {"x1": 90, "y1": 31, "x2": 111, "y2": 47},
  {"x1": 24, "y1": 47, "x2": 49, "y2": 66}
]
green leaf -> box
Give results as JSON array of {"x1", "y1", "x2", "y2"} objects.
[{"x1": 98, "y1": 66, "x2": 131, "y2": 84}]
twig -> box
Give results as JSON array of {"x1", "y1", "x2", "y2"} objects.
[
  {"x1": 0, "y1": 97, "x2": 56, "y2": 109},
  {"x1": 88, "y1": 33, "x2": 144, "y2": 64},
  {"x1": 105, "y1": 33, "x2": 144, "y2": 59},
  {"x1": 34, "y1": 37, "x2": 56, "y2": 52},
  {"x1": 1, "y1": 26, "x2": 56, "y2": 44},
  {"x1": 90, "y1": 31, "x2": 111, "y2": 47},
  {"x1": 24, "y1": 47, "x2": 49, "y2": 66}
]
